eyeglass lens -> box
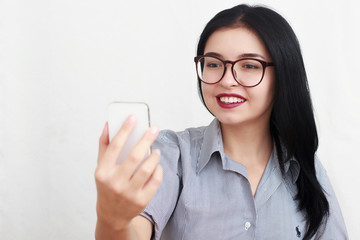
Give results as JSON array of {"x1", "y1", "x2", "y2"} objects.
[{"x1": 196, "y1": 56, "x2": 264, "y2": 86}]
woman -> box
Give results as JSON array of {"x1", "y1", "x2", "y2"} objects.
[{"x1": 95, "y1": 4, "x2": 348, "y2": 240}]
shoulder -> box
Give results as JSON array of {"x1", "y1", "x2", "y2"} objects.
[
  {"x1": 154, "y1": 125, "x2": 207, "y2": 148},
  {"x1": 152, "y1": 125, "x2": 208, "y2": 174},
  {"x1": 314, "y1": 155, "x2": 326, "y2": 174},
  {"x1": 312, "y1": 155, "x2": 349, "y2": 238},
  {"x1": 313, "y1": 155, "x2": 330, "y2": 190},
  {"x1": 313, "y1": 155, "x2": 339, "y2": 201}
]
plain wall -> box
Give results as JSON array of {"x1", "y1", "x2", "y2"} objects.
[{"x1": 0, "y1": 0, "x2": 359, "y2": 239}]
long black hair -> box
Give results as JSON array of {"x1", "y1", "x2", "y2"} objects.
[{"x1": 196, "y1": 4, "x2": 329, "y2": 240}]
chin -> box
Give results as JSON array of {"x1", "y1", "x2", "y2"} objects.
[{"x1": 215, "y1": 114, "x2": 246, "y2": 126}]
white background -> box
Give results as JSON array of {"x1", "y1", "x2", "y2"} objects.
[{"x1": 0, "y1": 0, "x2": 359, "y2": 239}]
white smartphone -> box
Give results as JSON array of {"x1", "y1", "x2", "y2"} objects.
[{"x1": 107, "y1": 102, "x2": 151, "y2": 164}]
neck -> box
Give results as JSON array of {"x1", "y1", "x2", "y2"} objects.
[{"x1": 220, "y1": 120, "x2": 273, "y2": 166}]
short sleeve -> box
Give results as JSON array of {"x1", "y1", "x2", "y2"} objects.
[
  {"x1": 140, "y1": 130, "x2": 181, "y2": 240},
  {"x1": 314, "y1": 156, "x2": 349, "y2": 239}
]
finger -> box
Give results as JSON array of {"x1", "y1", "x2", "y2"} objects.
[
  {"x1": 98, "y1": 122, "x2": 109, "y2": 163},
  {"x1": 128, "y1": 149, "x2": 161, "y2": 190},
  {"x1": 120, "y1": 126, "x2": 159, "y2": 179},
  {"x1": 103, "y1": 115, "x2": 137, "y2": 166},
  {"x1": 141, "y1": 165, "x2": 163, "y2": 202}
]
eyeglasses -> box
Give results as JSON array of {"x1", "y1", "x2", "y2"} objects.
[{"x1": 194, "y1": 55, "x2": 275, "y2": 87}]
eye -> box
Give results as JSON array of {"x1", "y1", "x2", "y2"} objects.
[
  {"x1": 238, "y1": 60, "x2": 262, "y2": 71},
  {"x1": 206, "y1": 62, "x2": 222, "y2": 68},
  {"x1": 202, "y1": 56, "x2": 223, "y2": 69},
  {"x1": 242, "y1": 63, "x2": 260, "y2": 69}
]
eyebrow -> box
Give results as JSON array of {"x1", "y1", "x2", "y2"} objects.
[{"x1": 204, "y1": 52, "x2": 266, "y2": 60}]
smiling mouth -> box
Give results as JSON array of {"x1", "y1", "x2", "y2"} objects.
[{"x1": 218, "y1": 96, "x2": 246, "y2": 104}]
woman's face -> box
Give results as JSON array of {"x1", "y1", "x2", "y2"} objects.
[{"x1": 201, "y1": 27, "x2": 275, "y2": 128}]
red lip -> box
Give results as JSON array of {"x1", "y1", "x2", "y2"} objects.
[
  {"x1": 216, "y1": 93, "x2": 247, "y2": 109},
  {"x1": 216, "y1": 93, "x2": 246, "y2": 99}
]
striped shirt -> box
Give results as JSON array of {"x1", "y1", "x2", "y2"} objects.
[{"x1": 141, "y1": 119, "x2": 348, "y2": 240}]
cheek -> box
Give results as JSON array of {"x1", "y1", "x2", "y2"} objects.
[
  {"x1": 200, "y1": 84, "x2": 217, "y2": 109},
  {"x1": 201, "y1": 83, "x2": 211, "y2": 101},
  {"x1": 248, "y1": 76, "x2": 275, "y2": 108}
]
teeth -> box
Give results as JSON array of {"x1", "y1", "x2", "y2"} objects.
[{"x1": 219, "y1": 96, "x2": 245, "y2": 104}]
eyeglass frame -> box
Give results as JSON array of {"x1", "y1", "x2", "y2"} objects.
[{"x1": 194, "y1": 55, "x2": 275, "y2": 87}]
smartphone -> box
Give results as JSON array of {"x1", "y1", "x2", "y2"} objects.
[{"x1": 107, "y1": 102, "x2": 151, "y2": 164}]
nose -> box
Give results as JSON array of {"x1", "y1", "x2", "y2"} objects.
[{"x1": 220, "y1": 64, "x2": 239, "y2": 88}]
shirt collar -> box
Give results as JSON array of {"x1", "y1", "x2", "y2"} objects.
[
  {"x1": 274, "y1": 144, "x2": 300, "y2": 184},
  {"x1": 285, "y1": 158, "x2": 300, "y2": 184},
  {"x1": 197, "y1": 118, "x2": 223, "y2": 174},
  {"x1": 196, "y1": 118, "x2": 301, "y2": 184}
]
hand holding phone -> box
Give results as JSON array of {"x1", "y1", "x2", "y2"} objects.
[{"x1": 95, "y1": 107, "x2": 162, "y2": 235}]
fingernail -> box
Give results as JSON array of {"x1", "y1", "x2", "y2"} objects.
[
  {"x1": 126, "y1": 115, "x2": 137, "y2": 124},
  {"x1": 102, "y1": 122, "x2": 108, "y2": 135},
  {"x1": 150, "y1": 126, "x2": 158, "y2": 134},
  {"x1": 153, "y1": 149, "x2": 161, "y2": 155}
]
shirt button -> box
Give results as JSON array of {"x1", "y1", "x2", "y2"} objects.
[{"x1": 244, "y1": 222, "x2": 251, "y2": 230}]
